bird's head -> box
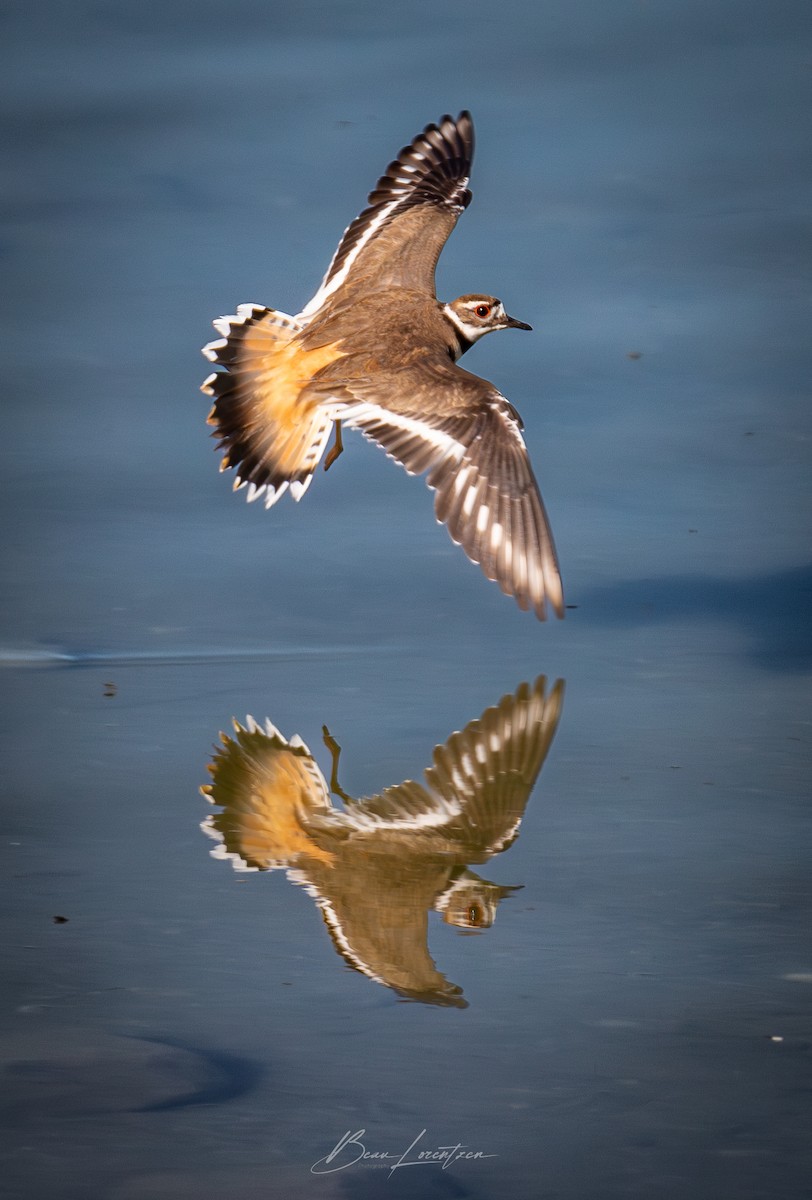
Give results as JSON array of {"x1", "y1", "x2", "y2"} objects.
[{"x1": 443, "y1": 294, "x2": 532, "y2": 355}]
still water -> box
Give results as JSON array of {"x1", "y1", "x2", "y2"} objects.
[{"x1": 2, "y1": 1, "x2": 810, "y2": 1198}]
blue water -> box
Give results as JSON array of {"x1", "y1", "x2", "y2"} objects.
[{"x1": 2, "y1": 2, "x2": 810, "y2": 1197}]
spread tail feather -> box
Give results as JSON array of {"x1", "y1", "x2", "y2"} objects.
[
  {"x1": 200, "y1": 717, "x2": 336, "y2": 871},
  {"x1": 202, "y1": 304, "x2": 337, "y2": 508}
]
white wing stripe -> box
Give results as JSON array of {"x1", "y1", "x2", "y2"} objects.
[
  {"x1": 340, "y1": 402, "x2": 465, "y2": 461},
  {"x1": 297, "y1": 198, "x2": 403, "y2": 321}
]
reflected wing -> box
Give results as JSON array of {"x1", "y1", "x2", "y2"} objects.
[
  {"x1": 290, "y1": 853, "x2": 468, "y2": 1008},
  {"x1": 339, "y1": 361, "x2": 564, "y2": 620},
  {"x1": 300, "y1": 112, "x2": 474, "y2": 316},
  {"x1": 345, "y1": 676, "x2": 565, "y2": 857}
]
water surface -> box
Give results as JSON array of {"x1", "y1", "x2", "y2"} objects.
[{"x1": 2, "y1": 2, "x2": 810, "y2": 1197}]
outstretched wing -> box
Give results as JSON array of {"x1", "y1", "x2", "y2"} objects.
[
  {"x1": 299, "y1": 111, "x2": 474, "y2": 317},
  {"x1": 346, "y1": 676, "x2": 565, "y2": 858},
  {"x1": 338, "y1": 360, "x2": 564, "y2": 620}
]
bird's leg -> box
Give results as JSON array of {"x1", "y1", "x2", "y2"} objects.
[
  {"x1": 322, "y1": 725, "x2": 353, "y2": 803},
  {"x1": 324, "y1": 420, "x2": 344, "y2": 471}
]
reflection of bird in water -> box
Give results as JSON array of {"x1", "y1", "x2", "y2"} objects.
[{"x1": 201, "y1": 677, "x2": 564, "y2": 1008}]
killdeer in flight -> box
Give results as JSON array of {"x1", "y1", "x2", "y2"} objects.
[{"x1": 203, "y1": 111, "x2": 564, "y2": 619}]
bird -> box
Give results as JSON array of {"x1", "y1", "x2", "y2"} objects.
[
  {"x1": 201, "y1": 676, "x2": 565, "y2": 1006},
  {"x1": 202, "y1": 111, "x2": 564, "y2": 619}
]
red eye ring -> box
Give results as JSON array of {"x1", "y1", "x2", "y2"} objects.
[{"x1": 474, "y1": 304, "x2": 491, "y2": 318}]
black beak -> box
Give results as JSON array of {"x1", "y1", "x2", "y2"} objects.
[{"x1": 506, "y1": 314, "x2": 533, "y2": 331}]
